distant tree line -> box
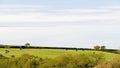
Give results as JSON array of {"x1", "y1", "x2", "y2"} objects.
[
  {"x1": 0, "y1": 43, "x2": 118, "y2": 52},
  {"x1": 94, "y1": 45, "x2": 106, "y2": 50}
]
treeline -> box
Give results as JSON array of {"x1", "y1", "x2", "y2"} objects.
[
  {"x1": 0, "y1": 44, "x2": 92, "y2": 50},
  {"x1": 0, "y1": 44, "x2": 118, "y2": 54}
]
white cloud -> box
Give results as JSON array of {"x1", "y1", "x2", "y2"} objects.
[
  {"x1": 0, "y1": 4, "x2": 46, "y2": 8},
  {"x1": 0, "y1": 12, "x2": 120, "y2": 23},
  {"x1": 0, "y1": 4, "x2": 47, "y2": 12},
  {"x1": 52, "y1": 9, "x2": 111, "y2": 13},
  {"x1": 0, "y1": 4, "x2": 120, "y2": 24}
]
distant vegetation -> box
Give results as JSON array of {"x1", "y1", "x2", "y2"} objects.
[
  {"x1": 93, "y1": 45, "x2": 106, "y2": 50},
  {"x1": 25, "y1": 43, "x2": 30, "y2": 48},
  {"x1": 0, "y1": 44, "x2": 116, "y2": 51}
]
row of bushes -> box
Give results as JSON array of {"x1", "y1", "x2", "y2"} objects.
[
  {"x1": 0, "y1": 44, "x2": 92, "y2": 50},
  {"x1": 0, "y1": 45, "x2": 118, "y2": 53},
  {"x1": 0, "y1": 53, "x2": 120, "y2": 68},
  {"x1": 0, "y1": 53, "x2": 104, "y2": 68}
]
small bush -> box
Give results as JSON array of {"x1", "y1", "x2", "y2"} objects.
[
  {"x1": 94, "y1": 56, "x2": 120, "y2": 68},
  {"x1": 94, "y1": 45, "x2": 100, "y2": 50}
]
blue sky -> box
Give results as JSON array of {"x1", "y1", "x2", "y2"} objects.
[
  {"x1": 1, "y1": 0, "x2": 120, "y2": 10},
  {"x1": 0, "y1": 0, "x2": 120, "y2": 49},
  {"x1": 1, "y1": 0, "x2": 120, "y2": 7}
]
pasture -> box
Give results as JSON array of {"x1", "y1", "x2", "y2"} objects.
[
  {"x1": 0, "y1": 48, "x2": 119, "y2": 60},
  {"x1": 0, "y1": 48, "x2": 120, "y2": 68}
]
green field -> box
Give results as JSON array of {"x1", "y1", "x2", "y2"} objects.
[
  {"x1": 0, "y1": 48, "x2": 119, "y2": 60},
  {"x1": 0, "y1": 48, "x2": 120, "y2": 68}
]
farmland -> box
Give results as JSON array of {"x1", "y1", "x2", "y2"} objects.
[
  {"x1": 0, "y1": 48, "x2": 119, "y2": 59},
  {"x1": 0, "y1": 48, "x2": 120, "y2": 68}
]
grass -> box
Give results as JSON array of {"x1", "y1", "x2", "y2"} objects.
[
  {"x1": 0, "y1": 48, "x2": 119, "y2": 60},
  {"x1": 0, "y1": 48, "x2": 120, "y2": 68}
]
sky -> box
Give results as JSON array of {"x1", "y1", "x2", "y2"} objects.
[{"x1": 0, "y1": 0, "x2": 120, "y2": 49}]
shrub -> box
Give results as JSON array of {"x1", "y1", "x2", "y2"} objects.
[
  {"x1": 25, "y1": 43, "x2": 30, "y2": 48},
  {"x1": 94, "y1": 56, "x2": 120, "y2": 68},
  {"x1": 0, "y1": 53, "x2": 104, "y2": 68},
  {"x1": 41, "y1": 53, "x2": 104, "y2": 68},
  {"x1": 101, "y1": 46, "x2": 106, "y2": 50},
  {"x1": 94, "y1": 45, "x2": 100, "y2": 50}
]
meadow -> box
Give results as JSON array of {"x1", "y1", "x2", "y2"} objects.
[
  {"x1": 0, "y1": 48, "x2": 119, "y2": 59},
  {"x1": 0, "y1": 48, "x2": 120, "y2": 68}
]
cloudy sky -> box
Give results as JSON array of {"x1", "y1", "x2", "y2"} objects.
[{"x1": 0, "y1": 0, "x2": 120, "y2": 49}]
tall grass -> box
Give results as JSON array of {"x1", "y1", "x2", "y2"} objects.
[
  {"x1": 0, "y1": 49, "x2": 120, "y2": 68},
  {"x1": 0, "y1": 53, "x2": 104, "y2": 68},
  {"x1": 94, "y1": 56, "x2": 120, "y2": 68}
]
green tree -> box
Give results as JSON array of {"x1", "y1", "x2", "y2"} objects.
[
  {"x1": 4, "y1": 45, "x2": 10, "y2": 48},
  {"x1": 101, "y1": 46, "x2": 106, "y2": 50},
  {"x1": 94, "y1": 45, "x2": 100, "y2": 50},
  {"x1": 25, "y1": 43, "x2": 30, "y2": 48}
]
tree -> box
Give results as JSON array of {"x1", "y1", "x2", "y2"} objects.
[
  {"x1": 101, "y1": 46, "x2": 106, "y2": 50},
  {"x1": 25, "y1": 43, "x2": 30, "y2": 48},
  {"x1": 94, "y1": 45, "x2": 100, "y2": 50},
  {"x1": 4, "y1": 45, "x2": 10, "y2": 48}
]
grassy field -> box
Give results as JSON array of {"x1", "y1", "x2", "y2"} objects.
[
  {"x1": 0, "y1": 48, "x2": 120, "y2": 68},
  {"x1": 0, "y1": 48, "x2": 119, "y2": 60}
]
